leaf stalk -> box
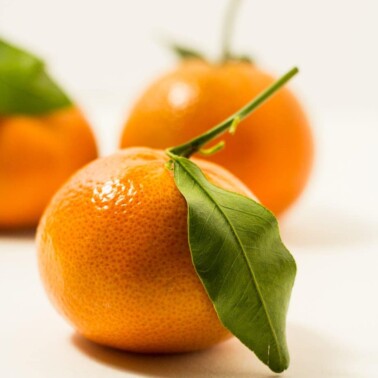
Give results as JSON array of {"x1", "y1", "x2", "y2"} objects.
[
  {"x1": 221, "y1": 0, "x2": 243, "y2": 61},
  {"x1": 167, "y1": 66, "x2": 299, "y2": 158}
]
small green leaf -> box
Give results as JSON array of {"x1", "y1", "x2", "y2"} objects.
[
  {"x1": 230, "y1": 54, "x2": 253, "y2": 64},
  {"x1": 170, "y1": 155, "x2": 296, "y2": 373},
  {"x1": 0, "y1": 38, "x2": 72, "y2": 116},
  {"x1": 169, "y1": 43, "x2": 206, "y2": 61}
]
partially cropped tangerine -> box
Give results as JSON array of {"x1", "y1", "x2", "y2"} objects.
[
  {"x1": 37, "y1": 147, "x2": 253, "y2": 352},
  {"x1": 121, "y1": 60, "x2": 314, "y2": 215},
  {"x1": 0, "y1": 107, "x2": 97, "y2": 229}
]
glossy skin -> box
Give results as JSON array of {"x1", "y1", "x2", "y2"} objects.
[
  {"x1": 37, "y1": 147, "x2": 252, "y2": 353},
  {"x1": 121, "y1": 60, "x2": 314, "y2": 215},
  {"x1": 0, "y1": 107, "x2": 98, "y2": 228}
]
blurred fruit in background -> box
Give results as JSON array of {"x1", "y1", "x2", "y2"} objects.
[
  {"x1": 120, "y1": 0, "x2": 314, "y2": 215},
  {"x1": 0, "y1": 38, "x2": 98, "y2": 229}
]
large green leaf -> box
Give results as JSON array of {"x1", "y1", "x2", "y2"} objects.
[
  {"x1": 0, "y1": 39, "x2": 71, "y2": 115},
  {"x1": 171, "y1": 155, "x2": 296, "y2": 373}
]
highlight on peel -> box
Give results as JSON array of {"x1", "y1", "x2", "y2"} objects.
[{"x1": 37, "y1": 148, "x2": 252, "y2": 353}]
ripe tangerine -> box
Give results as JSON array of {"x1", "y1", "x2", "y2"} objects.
[
  {"x1": 37, "y1": 147, "x2": 253, "y2": 352},
  {"x1": 120, "y1": 60, "x2": 314, "y2": 215},
  {"x1": 0, "y1": 107, "x2": 97, "y2": 228}
]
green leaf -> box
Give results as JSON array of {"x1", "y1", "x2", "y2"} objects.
[
  {"x1": 0, "y1": 38, "x2": 72, "y2": 116},
  {"x1": 170, "y1": 155, "x2": 296, "y2": 373},
  {"x1": 169, "y1": 43, "x2": 206, "y2": 61},
  {"x1": 230, "y1": 53, "x2": 254, "y2": 64}
]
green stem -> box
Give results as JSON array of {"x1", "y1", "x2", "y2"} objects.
[
  {"x1": 221, "y1": 0, "x2": 243, "y2": 61},
  {"x1": 167, "y1": 67, "x2": 299, "y2": 158}
]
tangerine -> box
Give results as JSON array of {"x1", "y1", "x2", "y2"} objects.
[
  {"x1": 0, "y1": 107, "x2": 97, "y2": 228},
  {"x1": 37, "y1": 147, "x2": 253, "y2": 352},
  {"x1": 120, "y1": 60, "x2": 313, "y2": 215}
]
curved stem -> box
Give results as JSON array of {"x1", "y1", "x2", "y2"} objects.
[
  {"x1": 221, "y1": 0, "x2": 243, "y2": 61},
  {"x1": 167, "y1": 67, "x2": 299, "y2": 158}
]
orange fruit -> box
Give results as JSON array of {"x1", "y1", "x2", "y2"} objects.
[
  {"x1": 120, "y1": 60, "x2": 314, "y2": 215},
  {"x1": 37, "y1": 147, "x2": 253, "y2": 353},
  {"x1": 0, "y1": 107, "x2": 97, "y2": 229}
]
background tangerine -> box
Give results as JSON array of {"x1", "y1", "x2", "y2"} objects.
[
  {"x1": 0, "y1": 107, "x2": 98, "y2": 228},
  {"x1": 121, "y1": 60, "x2": 314, "y2": 215}
]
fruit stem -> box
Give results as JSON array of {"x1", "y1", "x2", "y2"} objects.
[
  {"x1": 167, "y1": 67, "x2": 299, "y2": 158},
  {"x1": 221, "y1": 0, "x2": 243, "y2": 61}
]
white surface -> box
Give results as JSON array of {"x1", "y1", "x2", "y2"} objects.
[{"x1": 1, "y1": 0, "x2": 378, "y2": 376}]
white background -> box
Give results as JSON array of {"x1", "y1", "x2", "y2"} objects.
[{"x1": 1, "y1": 1, "x2": 378, "y2": 377}]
